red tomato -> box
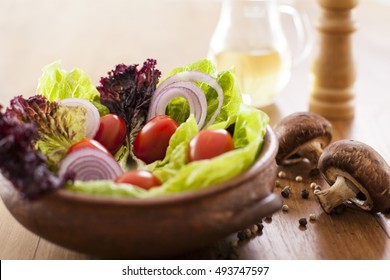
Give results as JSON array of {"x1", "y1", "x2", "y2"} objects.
[
  {"x1": 94, "y1": 114, "x2": 127, "y2": 154},
  {"x1": 67, "y1": 138, "x2": 109, "y2": 155},
  {"x1": 188, "y1": 129, "x2": 234, "y2": 162},
  {"x1": 114, "y1": 170, "x2": 162, "y2": 190},
  {"x1": 133, "y1": 115, "x2": 178, "y2": 164}
]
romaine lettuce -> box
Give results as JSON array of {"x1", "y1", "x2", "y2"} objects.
[
  {"x1": 37, "y1": 61, "x2": 109, "y2": 116},
  {"x1": 66, "y1": 180, "x2": 148, "y2": 197}
]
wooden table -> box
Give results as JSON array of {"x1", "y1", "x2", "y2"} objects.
[{"x1": 1, "y1": 0, "x2": 389, "y2": 260}]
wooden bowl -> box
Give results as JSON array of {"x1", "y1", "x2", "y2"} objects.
[{"x1": 0, "y1": 126, "x2": 282, "y2": 259}]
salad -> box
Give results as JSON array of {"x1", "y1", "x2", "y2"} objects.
[{"x1": 0, "y1": 58, "x2": 269, "y2": 200}]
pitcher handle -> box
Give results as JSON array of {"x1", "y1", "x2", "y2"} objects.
[{"x1": 279, "y1": 4, "x2": 313, "y2": 66}]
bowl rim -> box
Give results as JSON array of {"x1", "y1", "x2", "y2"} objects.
[{"x1": 18, "y1": 126, "x2": 278, "y2": 206}]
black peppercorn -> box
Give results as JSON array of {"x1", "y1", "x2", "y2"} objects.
[
  {"x1": 299, "y1": 218, "x2": 308, "y2": 227},
  {"x1": 301, "y1": 189, "x2": 309, "y2": 199},
  {"x1": 281, "y1": 188, "x2": 290, "y2": 198},
  {"x1": 237, "y1": 230, "x2": 246, "y2": 241},
  {"x1": 256, "y1": 222, "x2": 264, "y2": 232}
]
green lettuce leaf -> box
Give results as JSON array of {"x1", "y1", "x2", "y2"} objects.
[
  {"x1": 164, "y1": 59, "x2": 242, "y2": 129},
  {"x1": 66, "y1": 180, "x2": 148, "y2": 198},
  {"x1": 113, "y1": 144, "x2": 131, "y2": 171},
  {"x1": 37, "y1": 61, "x2": 109, "y2": 115},
  {"x1": 35, "y1": 106, "x2": 87, "y2": 170},
  {"x1": 163, "y1": 59, "x2": 217, "y2": 78},
  {"x1": 207, "y1": 69, "x2": 243, "y2": 129}
]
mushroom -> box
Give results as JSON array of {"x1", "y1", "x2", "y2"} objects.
[
  {"x1": 315, "y1": 140, "x2": 390, "y2": 214},
  {"x1": 274, "y1": 112, "x2": 332, "y2": 168}
]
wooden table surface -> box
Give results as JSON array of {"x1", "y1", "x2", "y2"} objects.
[{"x1": 1, "y1": 0, "x2": 389, "y2": 260}]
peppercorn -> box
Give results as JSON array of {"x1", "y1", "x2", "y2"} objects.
[
  {"x1": 230, "y1": 239, "x2": 238, "y2": 248},
  {"x1": 299, "y1": 218, "x2": 308, "y2": 227},
  {"x1": 264, "y1": 216, "x2": 272, "y2": 222},
  {"x1": 237, "y1": 230, "x2": 246, "y2": 241},
  {"x1": 295, "y1": 175, "x2": 303, "y2": 182},
  {"x1": 250, "y1": 224, "x2": 259, "y2": 234},
  {"x1": 244, "y1": 228, "x2": 252, "y2": 239},
  {"x1": 281, "y1": 187, "x2": 290, "y2": 198},
  {"x1": 278, "y1": 171, "x2": 286, "y2": 178},
  {"x1": 282, "y1": 204, "x2": 289, "y2": 211},
  {"x1": 309, "y1": 213, "x2": 317, "y2": 221},
  {"x1": 275, "y1": 180, "x2": 281, "y2": 188},
  {"x1": 301, "y1": 189, "x2": 309, "y2": 199},
  {"x1": 310, "y1": 182, "x2": 317, "y2": 189},
  {"x1": 256, "y1": 222, "x2": 264, "y2": 232}
]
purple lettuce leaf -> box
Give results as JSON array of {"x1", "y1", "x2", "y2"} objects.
[
  {"x1": 6, "y1": 95, "x2": 86, "y2": 171},
  {"x1": 0, "y1": 104, "x2": 69, "y2": 200},
  {"x1": 97, "y1": 59, "x2": 161, "y2": 144}
]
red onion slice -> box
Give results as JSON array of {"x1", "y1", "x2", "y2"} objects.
[
  {"x1": 148, "y1": 71, "x2": 224, "y2": 129},
  {"x1": 59, "y1": 98, "x2": 100, "y2": 138},
  {"x1": 58, "y1": 148, "x2": 124, "y2": 181},
  {"x1": 148, "y1": 81, "x2": 207, "y2": 129}
]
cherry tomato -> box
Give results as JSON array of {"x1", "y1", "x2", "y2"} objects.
[
  {"x1": 114, "y1": 170, "x2": 162, "y2": 190},
  {"x1": 67, "y1": 138, "x2": 109, "y2": 155},
  {"x1": 133, "y1": 115, "x2": 178, "y2": 164},
  {"x1": 188, "y1": 129, "x2": 234, "y2": 162},
  {"x1": 94, "y1": 114, "x2": 127, "y2": 154}
]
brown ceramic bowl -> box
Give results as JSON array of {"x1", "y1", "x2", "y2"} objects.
[{"x1": 0, "y1": 126, "x2": 281, "y2": 259}]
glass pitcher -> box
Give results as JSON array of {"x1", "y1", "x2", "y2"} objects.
[{"x1": 208, "y1": 0, "x2": 311, "y2": 108}]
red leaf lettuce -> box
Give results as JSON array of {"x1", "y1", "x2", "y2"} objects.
[
  {"x1": 97, "y1": 59, "x2": 161, "y2": 144},
  {"x1": 0, "y1": 104, "x2": 68, "y2": 200}
]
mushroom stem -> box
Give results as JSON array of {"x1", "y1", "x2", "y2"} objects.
[
  {"x1": 314, "y1": 176, "x2": 359, "y2": 213},
  {"x1": 299, "y1": 140, "x2": 323, "y2": 165},
  {"x1": 283, "y1": 140, "x2": 323, "y2": 166}
]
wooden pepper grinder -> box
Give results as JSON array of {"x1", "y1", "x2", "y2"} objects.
[{"x1": 309, "y1": 0, "x2": 359, "y2": 120}]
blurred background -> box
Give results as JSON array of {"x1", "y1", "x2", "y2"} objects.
[
  {"x1": 0, "y1": 0, "x2": 317, "y2": 104},
  {"x1": 0, "y1": 0, "x2": 389, "y2": 111}
]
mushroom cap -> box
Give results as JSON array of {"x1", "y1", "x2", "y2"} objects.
[
  {"x1": 274, "y1": 112, "x2": 332, "y2": 164},
  {"x1": 318, "y1": 140, "x2": 390, "y2": 213}
]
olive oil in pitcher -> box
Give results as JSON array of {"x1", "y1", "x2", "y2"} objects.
[
  {"x1": 214, "y1": 48, "x2": 291, "y2": 107},
  {"x1": 209, "y1": 0, "x2": 309, "y2": 108}
]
